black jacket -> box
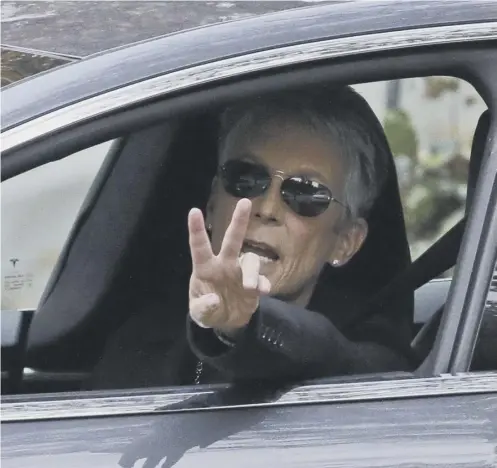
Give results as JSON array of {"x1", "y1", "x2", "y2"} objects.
[
  {"x1": 188, "y1": 296, "x2": 412, "y2": 383},
  {"x1": 89, "y1": 285, "x2": 415, "y2": 390}
]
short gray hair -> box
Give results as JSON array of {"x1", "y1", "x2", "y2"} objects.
[{"x1": 218, "y1": 88, "x2": 390, "y2": 219}]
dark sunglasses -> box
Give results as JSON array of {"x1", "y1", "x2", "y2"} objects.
[{"x1": 220, "y1": 160, "x2": 347, "y2": 217}]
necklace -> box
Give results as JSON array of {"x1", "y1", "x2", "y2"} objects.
[{"x1": 194, "y1": 360, "x2": 203, "y2": 385}]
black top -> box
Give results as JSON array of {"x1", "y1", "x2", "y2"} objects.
[
  {"x1": 188, "y1": 296, "x2": 412, "y2": 384},
  {"x1": 89, "y1": 283, "x2": 415, "y2": 389}
]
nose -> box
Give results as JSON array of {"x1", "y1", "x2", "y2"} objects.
[{"x1": 253, "y1": 175, "x2": 284, "y2": 224}]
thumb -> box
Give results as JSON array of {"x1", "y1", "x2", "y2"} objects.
[{"x1": 257, "y1": 275, "x2": 271, "y2": 295}]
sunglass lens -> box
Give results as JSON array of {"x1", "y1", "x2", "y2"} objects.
[
  {"x1": 221, "y1": 161, "x2": 269, "y2": 198},
  {"x1": 281, "y1": 177, "x2": 331, "y2": 217}
]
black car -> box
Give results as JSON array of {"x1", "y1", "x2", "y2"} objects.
[{"x1": 2, "y1": 1, "x2": 497, "y2": 467}]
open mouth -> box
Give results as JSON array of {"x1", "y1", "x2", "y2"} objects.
[{"x1": 241, "y1": 240, "x2": 280, "y2": 264}]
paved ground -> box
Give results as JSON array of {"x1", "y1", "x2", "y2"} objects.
[{"x1": 1, "y1": 1, "x2": 335, "y2": 56}]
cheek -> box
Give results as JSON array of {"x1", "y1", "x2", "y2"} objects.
[
  {"x1": 287, "y1": 218, "x2": 315, "y2": 247},
  {"x1": 284, "y1": 213, "x2": 339, "y2": 263}
]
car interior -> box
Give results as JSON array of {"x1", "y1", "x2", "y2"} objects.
[{"x1": 2, "y1": 63, "x2": 496, "y2": 397}]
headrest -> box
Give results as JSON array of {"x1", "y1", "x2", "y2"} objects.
[
  {"x1": 26, "y1": 127, "x2": 177, "y2": 370},
  {"x1": 308, "y1": 88, "x2": 412, "y2": 331}
]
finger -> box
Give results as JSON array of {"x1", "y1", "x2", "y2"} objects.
[
  {"x1": 143, "y1": 455, "x2": 164, "y2": 468},
  {"x1": 188, "y1": 208, "x2": 214, "y2": 267},
  {"x1": 220, "y1": 198, "x2": 252, "y2": 260},
  {"x1": 258, "y1": 275, "x2": 271, "y2": 295},
  {"x1": 189, "y1": 293, "x2": 220, "y2": 328},
  {"x1": 240, "y1": 252, "x2": 260, "y2": 291}
]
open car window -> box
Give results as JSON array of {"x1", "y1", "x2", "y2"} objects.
[
  {"x1": 1, "y1": 35, "x2": 496, "y2": 406},
  {"x1": 2, "y1": 77, "x2": 482, "y2": 314}
]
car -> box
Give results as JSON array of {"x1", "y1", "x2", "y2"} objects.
[{"x1": 1, "y1": 1, "x2": 497, "y2": 467}]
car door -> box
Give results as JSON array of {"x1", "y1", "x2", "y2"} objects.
[{"x1": 2, "y1": 16, "x2": 497, "y2": 468}]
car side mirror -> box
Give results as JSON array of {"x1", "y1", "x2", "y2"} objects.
[{"x1": 1, "y1": 309, "x2": 34, "y2": 394}]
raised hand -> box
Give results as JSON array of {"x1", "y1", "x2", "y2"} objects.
[{"x1": 188, "y1": 198, "x2": 271, "y2": 333}]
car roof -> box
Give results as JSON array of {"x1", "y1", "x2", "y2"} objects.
[
  {"x1": 1, "y1": 1, "x2": 331, "y2": 58},
  {"x1": 3, "y1": 0, "x2": 497, "y2": 132}
]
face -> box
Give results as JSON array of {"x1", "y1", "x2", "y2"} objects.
[{"x1": 207, "y1": 120, "x2": 367, "y2": 305}]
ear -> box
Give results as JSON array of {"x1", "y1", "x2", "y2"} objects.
[{"x1": 328, "y1": 218, "x2": 368, "y2": 267}]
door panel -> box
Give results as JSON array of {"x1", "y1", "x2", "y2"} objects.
[{"x1": 2, "y1": 393, "x2": 496, "y2": 467}]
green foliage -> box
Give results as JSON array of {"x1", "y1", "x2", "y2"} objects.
[
  {"x1": 382, "y1": 105, "x2": 466, "y2": 260},
  {"x1": 383, "y1": 108, "x2": 418, "y2": 160},
  {"x1": 424, "y1": 77, "x2": 460, "y2": 99}
]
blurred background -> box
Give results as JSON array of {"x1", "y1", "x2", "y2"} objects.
[{"x1": 354, "y1": 78, "x2": 486, "y2": 261}]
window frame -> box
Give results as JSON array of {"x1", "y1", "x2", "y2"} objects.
[
  {"x1": 447, "y1": 121, "x2": 497, "y2": 373},
  {"x1": 2, "y1": 372, "x2": 497, "y2": 422},
  {"x1": 2, "y1": 22, "x2": 497, "y2": 421}
]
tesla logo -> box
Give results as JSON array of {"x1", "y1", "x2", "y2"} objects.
[{"x1": 10, "y1": 258, "x2": 19, "y2": 267}]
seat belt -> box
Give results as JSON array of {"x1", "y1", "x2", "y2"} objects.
[{"x1": 346, "y1": 219, "x2": 465, "y2": 330}]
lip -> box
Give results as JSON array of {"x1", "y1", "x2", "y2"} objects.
[{"x1": 241, "y1": 239, "x2": 280, "y2": 261}]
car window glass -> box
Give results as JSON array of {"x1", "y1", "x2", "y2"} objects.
[
  {"x1": 353, "y1": 77, "x2": 485, "y2": 267},
  {"x1": 1, "y1": 141, "x2": 113, "y2": 311}
]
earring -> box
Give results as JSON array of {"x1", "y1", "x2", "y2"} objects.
[
  {"x1": 206, "y1": 223, "x2": 212, "y2": 232},
  {"x1": 332, "y1": 259, "x2": 340, "y2": 267}
]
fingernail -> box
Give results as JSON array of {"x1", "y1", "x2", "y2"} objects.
[{"x1": 189, "y1": 207, "x2": 202, "y2": 217}]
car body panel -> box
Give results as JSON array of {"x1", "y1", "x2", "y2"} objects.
[
  {"x1": 2, "y1": 386, "x2": 497, "y2": 467},
  {"x1": 2, "y1": 0, "x2": 497, "y2": 132},
  {"x1": 0, "y1": 1, "x2": 316, "y2": 57},
  {"x1": 2, "y1": 373, "x2": 497, "y2": 421}
]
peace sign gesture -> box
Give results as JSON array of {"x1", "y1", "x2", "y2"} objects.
[{"x1": 188, "y1": 199, "x2": 271, "y2": 333}]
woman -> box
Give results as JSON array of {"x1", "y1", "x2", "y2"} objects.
[{"x1": 90, "y1": 88, "x2": 414, "y2": 389}]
